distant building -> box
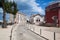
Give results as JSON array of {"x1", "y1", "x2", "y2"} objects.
[
  {"x1": 45, "y1": 1, "x2": 60, "y2": 27},
  {"x1": 15, "y1": 12, "x2": 27, "y2": 24},
  {"x1": 9, "y1": 14, "x2": 14, "y2": 23},
  {"x1": 29, "y1": 14, "x2": 45, "y2": 25}
]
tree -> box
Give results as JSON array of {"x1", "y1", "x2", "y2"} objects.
[
  {"x1": 0, "y1": 0, "x2": 18, "y2": 28},
  {"x1": 0, "y1": 0, "x2": 3, "y2": 7},
  {"x1": 8, "y1": 1, "x2": 18, "y2": 23},
  {"x1": 6, "y1": 1, "x2": 18, "y2": 23},
  {"x1": 1, "y1": 0, "x2": 7, "y2": 28},
  {"x1": 12, "y1": 1, "x2": 18, "y2": 23}
]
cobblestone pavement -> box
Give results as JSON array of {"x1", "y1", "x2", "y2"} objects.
[{"x1": 12, "y1": 24, "x2": 45, "y2": 40}]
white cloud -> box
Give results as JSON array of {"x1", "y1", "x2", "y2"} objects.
[
  {"x1": 0, "y1": 8, "x2": 3, "y2": 13},
  {"x1": 10, "y1": 0, "x2": 45, "y2": 15},
  {"x1": 8, "y1": 0, "x2": 13, "y2": 2},
  {"x1": 27, "y1": 0, "x2": 45, "y2": 15},
  {"x1": 28, "y1": 1, "x2": 44, "y2": 14}
]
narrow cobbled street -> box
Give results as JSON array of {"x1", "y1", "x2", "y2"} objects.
[{"x1": 12, "y1": 24, "x2": 44, "y2": 40}]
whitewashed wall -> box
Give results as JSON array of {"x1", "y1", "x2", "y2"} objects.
[
  {"x1": 9, "y1": 14, "x2": 14, "y2": 23},
  {"x1": 15, "y1": 13, "x2": 27, "y2": 24},
  {"x1": 33, "y1": 15, "x2": 44, "y2": 25}
]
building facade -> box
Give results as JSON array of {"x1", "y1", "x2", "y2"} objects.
[
  {"x1": 9, "y1": 14, "x2": 14, "y2": 23},
  {"x1": 45, "y1": 2, "x2": 60, "y2": 27},
  {"x1": 29, "y1": 14, "x2": 45, "y2": 25},
  {"x1": 15, "y1": 12, "x2": 27, "y2": 24}
]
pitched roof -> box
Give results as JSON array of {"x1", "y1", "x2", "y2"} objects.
[
  {"x1": 30, "y1": 14, "x2": 42, "y2": 18},
  {"x1": 47, "y1": 1, "x2": 60, "y2": 6}
]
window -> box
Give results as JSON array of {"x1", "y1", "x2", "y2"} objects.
[{"x1": 36, "y1": 19, "x2": 40, "y2": 22}]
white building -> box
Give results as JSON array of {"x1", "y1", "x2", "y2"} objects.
[
  {"x1": 29, "y1": 14, "x2": 45, "y2": 25},
  {"x1": 15, "y1": 12, "x2": 27, "y2": 24},
  {"x1": 9, "y1": 14, "x2": 14, "y2": 23}
]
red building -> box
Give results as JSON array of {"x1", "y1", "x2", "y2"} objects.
[{"x1": 45, "y1": 2, "x2": 60, "y2": 27}]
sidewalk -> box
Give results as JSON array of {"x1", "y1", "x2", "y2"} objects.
[
  {"x1": 0, "y1": 25, "x2": 15, "y2": 40},
  {"x1": 27, "y1": 24, "x2": 60, "y2": 40}
]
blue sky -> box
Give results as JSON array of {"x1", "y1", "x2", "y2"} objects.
[
  {"x1": 0, "y1": 0, "x2": 57, "y2": 16},
  {"x1": 0, "y1": 0, "x2": 58, "y2": 20},
  {"x1": 14, "y1": 0, "x2": 56, "y2": 16}
]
